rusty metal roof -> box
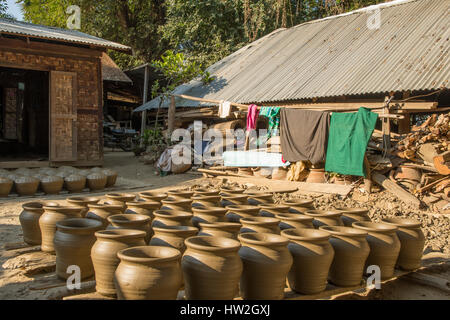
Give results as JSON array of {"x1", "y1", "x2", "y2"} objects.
[
  {"x1": 135, "y1": 0, "x2": 449, "y2": 111},
  {"x1": 0, "y1": 18, "x2": 132, "y2": 53}
]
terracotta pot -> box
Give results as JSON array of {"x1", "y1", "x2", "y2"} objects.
[
  {"x1": 19, "y1": 202, "x2": 58, "y2": 245},
  {"x1": 64, "y1": 174, "x2": 86, "y2": 193},
  {"x1": 246, "y1": 192, "x2": 273, "y2": 205},
  {"x1": 193, "y1": 188, "x2": 220, "y2": 196},
  {"x1": 381, "y1": 217, "x2": 425, "y2": 270},
  {"x1": 271, "y1": 167, "x2": 288, "y2": 180},
  {"x1": 395, "y1": 166, "x2": 421, "y2": 182},
  {"x1": 220, "y1": 186, "x2": 245, "y2": 194},
  {"x1": 91, "y1": 229, "x2": 147, "y2": 297},
  {"x1": 281, "y1": 228, "x2": 334, "y2": 294},
  {"x1": 66, "y1": 196, "x2": 100, "y2": 217},
  {"x1": 40, "y1": 176, "x2": 64, "y2": 194},
  {"x1": 182, "y1": 236, "x2": 242, "y2": 300},
  {"x1": 306, "y1": 168, "x2": 326, "y2": 183},
  {"x1": 238, "y1": 232, "x2": 292, "y2": 300},
  {"x1": 258, "y1": 204, "x2": 289, "y2": 217},
  {"x1": 304, "y1": 210, "x2": 344, "y2": 228},
  {"x1": 107, "y1": 214, "x2": 152, "y2": 243},
  {"x1": 152, "y1": 209, "x2": 193, "y2": 227},
  {"x1": 198, "y1": 222, "x2": 241, "y2": 239},
  {"x1": 167, "y1": 189, "x2": 194, "y2": 200},
  {"x1": 54, "y1": 218, "x2": 102, "y2": 280},
  {"x1": 14, "y1": 176, "x2": 39, "y2": 196},
  {"x1": 191, "y1": 206, "x2": 227, "y2": 227},
  {"x1": 335, "y1": 207, "x2": 370, "y2": 226},
  {"x1": 39, "y1": 206, "x2": 83, "y2": 253},
  {"x1": 240, "y1": 217, "x2": 281, "y2": 234},
  {"x1": 105, "y1": 193, "x2": 136, "y2": 210},
  {"x1": 191, "y1": 195, "x2": 221, "y2": 207},
  {"x1": 150, "y1": 225, "x2": 198, "y2": 254},
  {"x1": 220, "y1": 193, "x2": 248, "y2": 207},
  {"x1": 225, "y1": 205, "x2": 261, "y2": 223},
  {"x1": 352, "y1": 221, "x2": 401, "y2": 279},
  {"x1": 319, "y1": 226, "x2": 370, "y2": 287},
  {"x1": 102, "y1": 169, "x2": 118, "y2": 187},
  {"x1": 161, "y1": 198, "x2": 193, "y2": 211},
  {"x1": 282, "y1": 199, "x2": 314, "y2": 213},
  {"x1": 0, "y1": 177, "x2": 13, "y2": 197},
  {"x1": 115, "y1": 246, "x2": 182, "y2": 300},
  {"x1": 86, "y1": 172, "x2": 107, "y2": 191},
  {"x1": 86, "y1": 204, "x2": 124, "y2": 229},
  {"x1": 276, "y1": 213, "x2": 314, "y2": 230},
  {"x1": 125, "y1": 201, "x2": 160, "y2": 218},
  {"x1": 138, "y1": 191, "x2": 167, "y2": 203}
]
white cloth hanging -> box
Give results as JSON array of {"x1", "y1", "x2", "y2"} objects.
[{"x1": 218, "y1": 101, "x2": 231, "y2": 118}]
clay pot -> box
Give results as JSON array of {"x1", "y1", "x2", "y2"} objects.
[
  {"x1": 105, "y1": 193, "x2": 136, "y2": 210},
  {"x1": 306, "y1": 168, "x2": 326, "y2": 183},
  {"x1": 161, "y1": 198, "x2": 193, "y2": 211},
  {"x1": 86, "y1": 172, "x2": 107, "y2": 191},
  {"x1": 58, "y1": 166, "x2": 78, "y2": 174},
  {"x1": 276, "y1": 213, "x2": 314, "y2": 230},
  {"x1": 15, "y1": 167, "x2": 33, "y2": 176},
  {"x1": 78, "y1": 169, "x2": 91, "y2": 177},
  {"x1": 182, "y1": 236, "x2": 242, "y2": 300},
  {"x1": 271, "y1": 167, "x2": 288, "y2": 180},
  {"x1": 238, "y1": 232, "x2": 292, "y2": 300},
  {"x1": 64, "y1": 174, "x2": 86, "y2": 193},
  {"x1": 282, "y1": 199, "x2": 314, "y2": 213},
  {"x1": 225, "y1": 205, "x2": 261, "y2": 223},
  {"x1": 258, "y1": 204, "x2": 289, "y2": 217},
  {"x1": 39, "y1": 205, "x2": 83, "y2": 253},
  {"x1": 319, "y1": 226, "x2": 370, "y2": 287},
  {"x1": 86, "y1": 204, "x2": 124, "y2": 229},
  {"x1": 20, "y1": 202, "x2": 58, "y2": 245},
  {"x1": 0, "y1": 177, "x2": 13, "y2": 197},
  {"x1": 40, "y1": 176, "x2": 64, "y2": 194},
  {"x1": 39, "y1": 167, "x2": 58, "y2": 176},
  {"x1": 352, "y1": 221, "x2": 401, "y2": 279},
  {"x1": 150, "y1": 225, "x2": 198, "y2": 254},
  {"x1": 91, "y1": 229, "x2": 147, "y2": 297},
  {"x1": 55, "y1": 171, "x2": 69, "y2": 179},
  {"x1": 66, "y1": 196, "x2": 100, "y2": 217},
  {"x1": 395, "y1": 166, "x2": 421, "y2": 183},
  {"x1": 90, "y1": 167, "x2": 104, "y2": 173},
  {"x1": 198, "y1": 222, "x2": 241, "y2": 239},
  {"x1": 281, "y1": 228, "x2": 334, "y2": 294},
  {"x1": 335, "y1": 207, "x2": 370, "y2": 227},
  {"x1": 381, "y1": 217, "x2": 425, "y2": 270},
  {"x1": 191, "y1": 195, "x2": 221, "y2": 207},
  {"x1": 152, "y1": 210, "x2": 193, "y2": 227},
  {"x1": 14, "y1": 176, "x2": 39, "y2": 196},
  {"x1": 115, "y1": 246, "x2": 182, "y2": 300},
  {"x1": 54, "y1": 218, "x2": 102, "y2": 280},
  {"x1": 107, "y1": 214, "x2": 152, "y2": 243},
  {"x1": 193, "y1": 188, "x2": 220, "y2": 196},
  {"x1": 246, "y1": 192, "x2": 273, "y2": 205},
  {"x1": 304, "y1": 210, "x2": 344, "y2": 228},
  {"x1": 220, "y1": 193, "x2": 248, "y2": 207},
  {"x1": 240, "y1": 217, "x2": 281, "y2": 234},
  {"x1": 220, "y1": 186, "x2": 245, "y2": 194},
  {"x1": 138, "y1": 191, "x2": 167, "y2": 203},
  {"x1": 102, "y1": 169, "x2": 118, "y2": 187},
  {"x1": 191, "y1": 206, "x2": 227, "y2": 227},
  {"x1": 167, "y1": 189, "x2": 194, "y2": 200},
  {"x1": 125, "y1": 201, "x2": 160, "y2": 218}
]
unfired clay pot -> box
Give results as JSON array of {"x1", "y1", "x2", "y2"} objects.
[
  {"x1": 167, "y1": 189, "x2": 194, "y2": 200},
  {"x1": 0, "y1": 177, "x2": 13, "y2": 197},
  {"x1": 258, "y1": 204, "x2": 289, "y2": 217},
  {"x1": 220, "y1": 193, "x2": 248, "y2": 207},
  {"x1": 381, "y1": 217, "x2": 425, "y2": 270},
  {"x1": 86, "y1": 172, "x2": 107, "y2": 191},
  {"x1": 320, "y1": 226, "x2": 370, "y2": 287},
  {"x1": 352, "y1": 221, "x2": 401, "y2": 279},
  {"x1": 39, "y1": 205, "x2": 83, "y2": 253},
  {"x1": 304, "y1": 210, "x2": 344, "y2": 228},
  {"x1": 66, "y1": 197, "x2": 100, "y2": 217},
  {"x1": 191, "y1": 206, "x2": 227, "y2": 227},
  {"x1": 282, "y1": 199, "x2": 314, "y2": 213},
  {"x1": 86, "y1": 204, "x2": 124, "y2": 229},
  {"x1": 238, "y1": 232, "x2": 292, "y2": 300},
  {"x1": 152, "y1": 210, "x2": 193, "y2": 227},
  {"x1": 115, "y1": 246, "x2": 182, "y2": 300},
  {"x1": 105, "y1": 193, "x2": 136, "y2": 210},
  {"x1": 20, "y1": 202, "x2": 58, "y2": 245},
  {"x1": 150, "y1": 225, "x2": 198, "y2": 254},
  {"x1": 161, "y1": 198, "x2": 193, "y2": 211},
  {"x1": 282, "y1": 228, "x2": 334, "y2": 294},
  {"x1": 125, "y1": 201, "x2": 160, "y2": 218},
  {"x1": 40, "y1": 176, "x2": 64, "y2": 194},
  {"x1": 276, "y1": 213, "x2": 314, "y2": 230},
  {"x1": 198, "y1": 222, "x2": 242, "y2": 239},
  {"x1": 182, "y1": 236, "x2": 242, "y2": 300},
  {"x1": 102, "y1": 169, "x2": 118, "y2": 187},
  {"x1": 246, "y1": 192, "x2": 274, "y2": 205},
  {"x1": 240, "y1": 217, "x2": 281, "y2": 234},
  {"x1": 220, "y1": 186, "x2": 245, "y2": 194},
  {"x1": 335, "y1": 207, "x2": 371, "y2": 226},
  {"x1": 225, "y1": 205, "x2": 261, "y2": 223},
  {"x1": 138, "y1": 191, "x2": 167, "y2": 203},
  {"x1": 191, "y1": 195, "x2": 221, "y2": 207},
  {"x1": 306, "y1": 168, "x2": 326, "y2": 183},
  {"x1": 54, "y1": 218, "x2": 102, "y2": 280},
  {"x1": 91, "y1": 229, "x2": 147, "y2": 297},
  {"x1": 64, "y1": 174, "x2": 86, "y2": 193},
  {"x1": 15, "y1": 176, "x2": 39, "y2": 196},
  {"x1": 193, "y1": 188, "x2": 220, "y2": 196},
  {"x1": 107, "y1": 214, "x2": 152, "y2": 243}
]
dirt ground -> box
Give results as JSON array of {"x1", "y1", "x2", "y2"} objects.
[{"x1": 0, "y1": 150, "x2": 449, "y2": 299}]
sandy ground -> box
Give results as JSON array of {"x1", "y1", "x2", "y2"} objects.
[{"x1": 0, "y1": 150, "x2": 449, "y2": 299}]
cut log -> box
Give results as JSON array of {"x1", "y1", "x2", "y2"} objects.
[
  {"x1": 417, "y1": 143, "x2": 439, "y2": 164},
  {"x1": 433, "y1": 151, "x2": 450, "y2": 175},
  {"x1": 416, "y1": 176, "x2": 449, "y2": 193},
  {"x1": 371, "y1": 172, "x2": 421, "y2": 206}
]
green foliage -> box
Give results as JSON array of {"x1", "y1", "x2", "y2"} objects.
[{"x1": 0, "y1": 0, "x2": 15, "y2": 19}]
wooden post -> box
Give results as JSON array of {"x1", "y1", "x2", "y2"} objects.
[
  {"x1": 168, "y1": 95, "x2": 176, "y2": 136},
  {"x1": 140, "y1": 65, "x2": 149, "y2": 146},
  {"x1": 382, "y1": 96, "x2": 392, "y2": 152},
  {"x1": 363, "y1": 154, "x2": 372, "y2": 193}
]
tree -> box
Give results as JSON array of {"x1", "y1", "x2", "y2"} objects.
[{"x1": 0, "y1": 0, "x2": 15, "y2": 19}]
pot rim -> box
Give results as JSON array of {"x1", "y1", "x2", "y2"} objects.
[
  {"x1": 161, "y1": 198, "x2": 193, "y2": 204},
  {"x1": 105, "y1": 193, "x2": 136, "y2": 200},
  {"x1": 220, "y1": 193, "x2": 248, "y2": 199},
  {"x1": 125, "y1": 200, "x2": 161, "y2": 208},
  {"x1": 319, "y1": 226, "x2": 368, "y2": 237},
  {"x1": 192, "y1": 206, "x2": 228, "y2": 214},
  {"x1": 118, "y1": 245, "x2": 181, "y2": 263},
  {"x1": 193, "y1": 188, "x2": 219, "y2": 194},
  {"x1": 185, "y1": 236, "x2": 240, "y2": 252},
  {"x1": 23, "y1": 201, "x2": 59, "y2": 210},
  {"x1": 258, "y1": 204, "x2": 290, "y2": 211},
  {"x1": 240, "y1": 217, "x2": 280, "y2": 225},
  {"x1": 198, "y1": 221, "x2": 241, "y2": 230},
  {"x1": 191, "y1": 195, "x2": 221, "y2": 200},
  {"x1": 245, "y1": 192, "x2": 273, "y2": 198},
  {"x1": 66, "y1": 196, "x2": 100, "y2": 204},
  {"x1": 153, "y1": 225, "x2": 198, "y2": 234},
  {"x1": 352, "y1": 221, "x2": 397, "y2": 233},
  {"x1": 275, "y1": 213, "x2": 313, "y2": 221},
  {"x1": 56, "y1": 218, "x2": 102, "y2": 232},
  {"x1": 281, "y1": 228, "x2": 330, "y2": 241},
  {"x1": 381, "y1": 217, "x2": 421, "y2": 229},
  {"x1": 43, "y1": 205, "x2": 84, "y2": 213},
  {"x1": 167, "y1": 189, "x2": 194, "y2": 196},
  {"x1": 282, "y1": 199, "x2": 314, "y2": 206},
  {"x1": 335, "y1": 207, "x2": 369, "y2": 214},
  {"x1": 153, "y1": 209, "x2": 193, "y2": 219},
  {"x1": 304, "y1": 210, "x2": 342, "y2": 218},
  {"x1": 220, "y1": 186, "x2": 245, "y2": 192},
  {"x1": 95, "y1": 228, "x2": 147, "y2": 239},
  {"x1": 238, "y1": 232, "x2": 288, "y2": 247},
  {"x1": 87, "y1": 203, "x2": 124, "y2": 210},
  {"x1": 139, "y1": 191, "x2": 168, "y2": 198},
  {"x1": 226, "y1": 205, "x2": 260, "y2": 212},
  {"x1": 107, "y1": 214, "x2": 151, "y2": 224}
]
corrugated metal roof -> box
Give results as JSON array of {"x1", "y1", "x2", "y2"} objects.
[
  {"x1": 0, "y1": 18, "x2": 131, "y2": 53},
  {"x1": 135, "y1": 0, "x2": 449, "y2": 111}
]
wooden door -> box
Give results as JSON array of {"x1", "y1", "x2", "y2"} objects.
[
  {"x1": 3, "y1": 88, "x2": 18, "y2": 140},
  {"x1": 49, "y1": 71, "x2": 77, "y2": 161}
]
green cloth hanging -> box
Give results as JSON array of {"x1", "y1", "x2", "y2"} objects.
[
  {"x1": 325, "y1": 107, "x2": 378, "y2": 177},
  {"x1": 259, "y1": 106, "x2": 281, "y2": 137}
]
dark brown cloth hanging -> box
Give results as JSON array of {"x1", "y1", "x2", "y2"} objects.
[{"x1": 280, "y1": 109, "x2": 330, "y2": 165}]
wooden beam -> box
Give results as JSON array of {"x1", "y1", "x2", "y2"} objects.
[
  {"x1": 168, "y1": 95, "x2": 176, "y2": 136},
  {"x1": 372, "y1": 172, "x2": 421, "y2": 206},
  {"x1": 140, "y1": 65, "x2": 149, "y2": 145}
]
